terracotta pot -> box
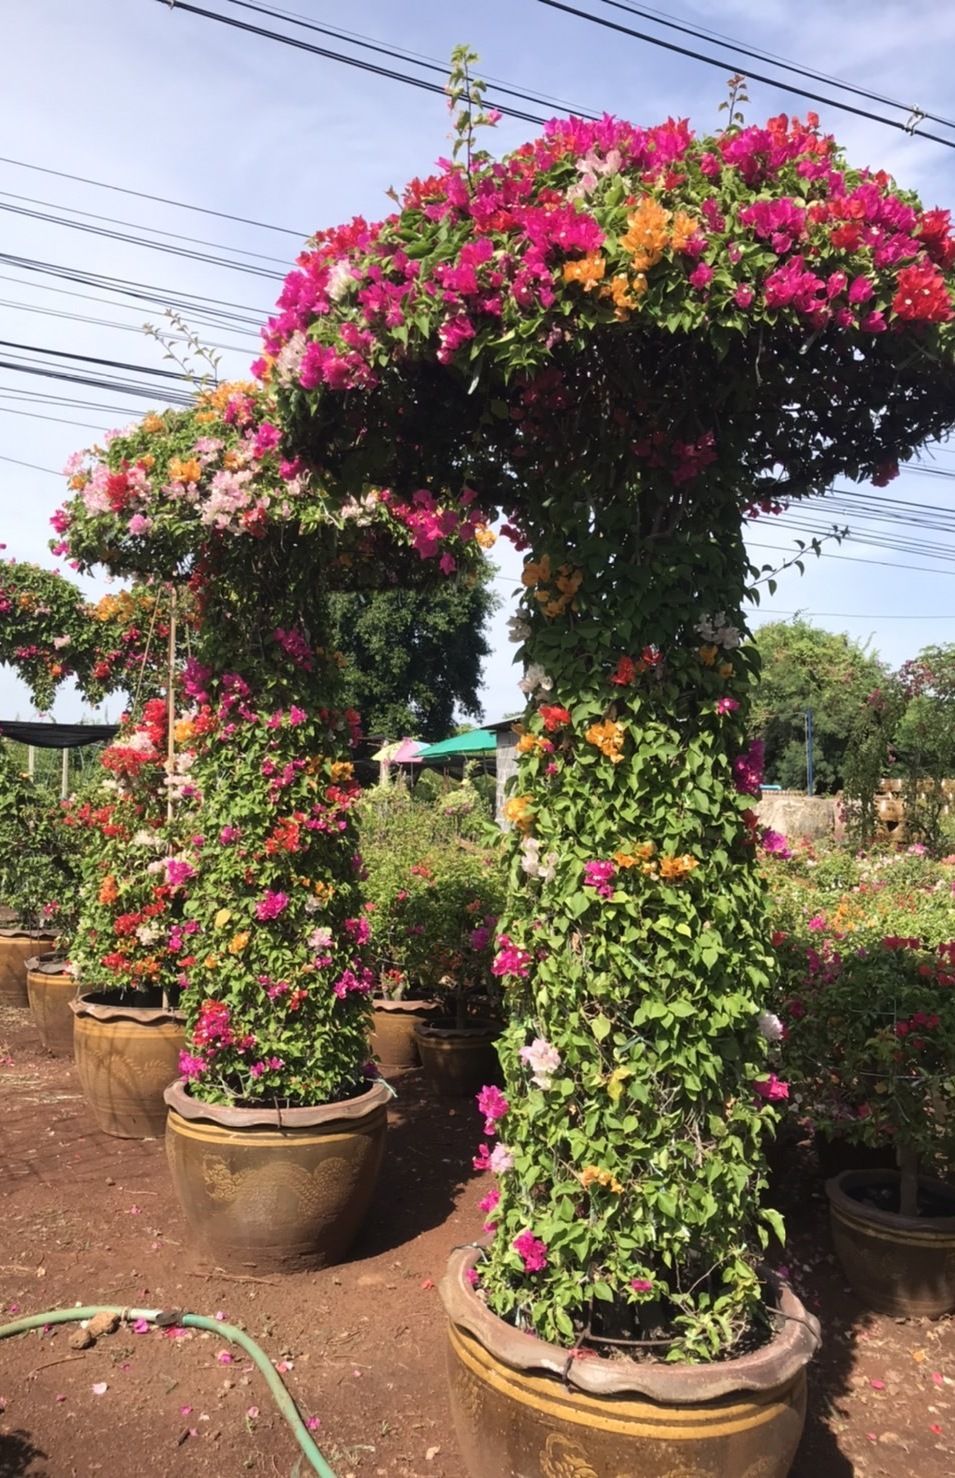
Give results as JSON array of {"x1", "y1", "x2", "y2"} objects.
[
  {"x1": 814, "y1": 1129, "x2": 894, "y2": 1181},
  {"x1": 0, "y1": 929, "x2": 56, "y2": 1007},
  {"x1": 827, "y1": 1168, "x2": 955, "y2": 1316},
  {"x1": 440, "y1": 1247, "x2": 819, "y2": 1478},
  {"x1": 164, "y1": 1077, "x2": 390, "y2": 1271},
  {"x1": 413, "y1": 1018, "x2": 501, "y2": 1098},
  {"x1": 26, "y1": 952, "x2": 77, "y2": 1056},
  {"x1": 370, "y1": 997, "x2": 442, "y2": 1070},
  {"x1": 71, "y1": 991, "x2": 185, "y2": 1138}
]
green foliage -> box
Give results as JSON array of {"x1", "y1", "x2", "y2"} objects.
[
  {"x1": 895, "y1": 646, "x2": 955, "y2": 852},
  {"x1": 328, "y1": 562, "x2": 497, "y2": 740},
  {"x1": 751, "y1": 620, "x2": 888, "y2": 793},
  {"x1": 0, "y1": 745, "x2": 77, "y2": 935},
  {"x1": 766, "y1": 842, "x2": 955, "y2": 1188},
  {"x1": 359, "y1": 780, "x2": 505, "y2": 1001}
]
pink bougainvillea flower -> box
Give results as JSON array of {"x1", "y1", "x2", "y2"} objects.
[
  {"x1": 715, "y1": 696, "x2": 739, "y2": 715},
  {"x1": 754, "y1": 1074, "x2": 789, "y2": 1103},
  {"x1": 216, "y1": 1351, "x2": 234, "y2": 1366},
  {"x1": 631, "y1": 1277, "x2": 654, "y2": 1293},
  {"x1": 476, "y1": 1083, "x2": 509, "y2": 1134},
  {"x1": 512, "y1": 1230, "x2": 548, "y2": 1272}
]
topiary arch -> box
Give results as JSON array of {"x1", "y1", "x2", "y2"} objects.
[{"x1": 255, "y1": 93, "x2": 955, "y2": 1358}]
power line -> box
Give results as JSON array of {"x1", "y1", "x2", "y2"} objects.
[
  {"x1": 0, "y1": 272, "x2": 261, "y2": 342},
  {"x1": 0, "y1": 156, "x2": 306, "y2": 238},
  {"x1": 0, "y1": 253, "x2": 267, "y2": 328},
  {"x1": 0, "y1": 360, "x2": 194, "y2": 406},
  {"x1": 0, "y1": 406, "x2": 112, "y2": 432},
  {"x1": 0, "y1": 295, "x2": 254, "y2": 356},
  {"x1": 0, "y1": 339, "x2": 194, "y2": 383},
  {"x1": 537, "y1": 0, "x2": 955, "y2": 151},
  {"x1": 592, "y1": 1, "x2": 955, "y2": 133},
  {"x1": 747, "y1": 539, "x2": 955, "y2": 577},
  {"x1": 0, "y1": 453, "x2": 61, "y2": 476},
  {"x1": 215, "y1": 0, "x2": 600, "y2": 118},
  {"x1": 156, "y1": 0, "x2": 553, "y2": 126},
  {"x1": 754, "y1": 607, "x2": 955, "y2": 619},
  {"x1": 0, "y1": 188, "x2": 293, "y2": 267},
  {"x1": 0, "y1": 199, "x2": 285, "y2": 282}
]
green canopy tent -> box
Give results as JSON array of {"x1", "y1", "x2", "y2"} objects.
[{"x1": 417, "y1": 730, "x2": 496, "y2": 761}]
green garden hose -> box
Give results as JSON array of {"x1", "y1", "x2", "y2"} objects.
[{"x1": 0, "y1": 1305, "x2": 336, "y2": 1478}]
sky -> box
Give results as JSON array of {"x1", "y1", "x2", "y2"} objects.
[{"x1": 1, "y1": 0, "x2": 954, "y2": 729}]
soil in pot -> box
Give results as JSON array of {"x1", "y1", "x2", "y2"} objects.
[
  {"x1": 164, "y1": 1076, "x2": 390, "y2": 1271},
  {"x1": 25, "y1": 952, "x2": 77, "y2": 1056},
  {"x1": 0, "y1": 929, "x2": 56, "y2": 1007},
  {"x1": 827, "y1": 1168, "x2": 955, "y2": 1317},
  {"x1": 414, "y1": 1018, "x2": 501, "y2": 1098},
  {"x1": 71, "y1": 989, "x2": 185, "y2": 1139},
  {"x1": 440, "y1": 1246, "x2": 819, "y2": 1478},
  {"x1": 370, "y1": 997, "x2": 442, "y2": 1070}
]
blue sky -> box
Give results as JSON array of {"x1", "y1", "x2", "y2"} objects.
[{"x1": 1, "y1": 0, "x2": 954, "y2": 727}]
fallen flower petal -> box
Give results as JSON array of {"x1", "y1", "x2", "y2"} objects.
[
  {"x1": 306, "y1": 1416, "x2": 321, "y2": 1431},
  {"x1": 91, "y1": 1382, "x2": 108, "y2": 1396}
]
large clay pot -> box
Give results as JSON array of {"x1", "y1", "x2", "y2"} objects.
[
  {"x1": 827, "y1": 1168, "x2": 955, "y2": 1316},
  {"x1": 440, "y1": 1247, "x2": 819, "y2": 1478},
  {"x1": 370, "y1": 997, "x2": 442, "y2": 1069},
  {"x1": 164, "y1": 1077, "x2": 390, "y2": 1271},
  {"x1": 71, "y1": 991, "x2": 185, "y2": 1138},
  {"x1": 26, "y1": 952, "x2": 77, "y2": 1055},
  {"x1": 413, "y1": 1018, "x2": 501, "y2": 1097},
  {"x1": 0, "y1": 928, "x2": 56, "y2": 1007}
]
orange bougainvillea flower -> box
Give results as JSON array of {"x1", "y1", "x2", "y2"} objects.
[
  {"x1": 474, "y1": 524, "x2": 497, "y2": 549},
  {"x1": 504, "y1": 795, "x2": 534, "y2": 831},
  {"x1": 562, "y1": 253, "x2": 606, "y2": 291},
  {"x1": 585, "y1": 719, "x2": 626, "y2": 763},
  {"x1": 227, "y1": 931, "x2": 250, "y2": 954},
  {"x1": 169, "y1": 456, "x2": 202, "y2": 484},
  {"x1": 620, "y1": 198, "x2": 671, "y2": 267},
  {"x1": 142, "y1": 412, "x2": 164, "y2": 434},
  {"x1": 98, "y1": 874, "x2": 119, "y2": 905},
  {"x1": 698, "y1": 644, "x2": 719, "y2": 667},
  {"x1": 580, "y1": 1164, "x2": 624, "y2": 1193},
  {"x1": 522, "y1": 554, "x2": 551, "y2": 588},
  {"x1": 329, "y1": 761, "x2": 354, "y2": 782},
  {"x1": 669, "y1": 210, "x2": 699, "y2": 252},
  {"x1": 658, "y1": 854, "x2": 700, "y2": 881}
]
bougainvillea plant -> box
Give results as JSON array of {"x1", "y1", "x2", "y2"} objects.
[
  {"x1": 0, "y1": 744, "x2": 76, "y2": 935},
  {"x1": 55, "y1": 382, "x2": 486, "y2": 1107},
  {"x1": 254, "y1": 73, "x2": 955, "y2": 1358},
  {"x1": 778, "y1": 934, "x2": 955, "y2": 1215},
  {"x1": 0, "y1": 560, "x2": 171, "y2": 711}
]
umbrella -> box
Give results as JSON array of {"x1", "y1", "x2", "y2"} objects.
[{"x1": 418, "y1": 729, "x2": 496, "y2": 759}]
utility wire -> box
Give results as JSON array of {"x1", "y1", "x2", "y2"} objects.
[
  {"x1": 0, "y1": 295, "x2": 254, "y2": 356},
  {"x1": 593, "y1": 1, "x2": 955, "y2": 133},
  {"x1": 0, "y1": 188, "x2": 293, "y2": 266},
  {"x1": 537, "y1": 0, "x2": 955, "y2": 150},
  {"x1": 0, "y1": 453, "x2": 61, "y2": 476},
  {"x1": 215, "y1": 0, "x2": 601, "y2": 118},
  {"x1": 0, "y1": 406, "x2": 112, "y2": 432},
  {"x1": 0, "y1": 272, "x2": 261, "y2": 342},
  {"x1": 0, "y1": 156, "x2": 306, "y2": 238},
  {"x1": 0, "y1": 340, "x2": 194, "y2": 383},
  {"x1": 0, "y1": 253, "x2": 267, "y2": 327},
  {"x1": 155, "y1": 0, "x2": 552, "y2": 126},
  {"x1": 0, "y1": 200, "x2": 286, "y2": 282}
]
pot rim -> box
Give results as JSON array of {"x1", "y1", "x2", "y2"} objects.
[
  {"x1": 0, "y1": 927, "x2": 57, "y2": 943},
  {"x1": 439, "y1": 1245, "x2": 820, "y2": 1402},
  {"x1": 70, "y1": 989, "x2": 185, "y2": 1026},
  {"x1": 25, "y1": 951, "x2": 73, "y2": 976},
  {"x1": 414, "y1": 1018, "x2": 500, "y2": 1042},
  {"x1": 826, "y1": 1168, "x2": 955, "y2": 1233},
  {"x1": 372, "y1": 996, "x2": 442, "y2": 1014},
  {"x1": 164, "y1": 1074, "x2": 392, "y2": 1128}
]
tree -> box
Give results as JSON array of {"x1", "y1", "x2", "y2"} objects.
[
  {"x1": 328, "y1": 563, "x2": 498, "y2": 741},
  {"x1": 894, "y1": 643, "x2": 955, "y2": 849},
  {"x1": 751, "y1": 620, "x2": 888, "y2": 793}
]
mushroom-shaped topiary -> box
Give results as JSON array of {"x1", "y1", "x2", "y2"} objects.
[{"x1": 256, "y1": 98, "x2": 955, "y2": 1356}]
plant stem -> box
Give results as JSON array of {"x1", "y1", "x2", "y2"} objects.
[{"x1": 897, "y1": 1140, "x2": 919, "y2": 1218}]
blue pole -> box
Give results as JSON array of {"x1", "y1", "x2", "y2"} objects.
[{"x1": 805, "y1": 708, "x2": 815, "y2": 796}]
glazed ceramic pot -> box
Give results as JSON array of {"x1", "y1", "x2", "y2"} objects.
[
  {"x1": 370, "y1": 997, "x2": 442, "y2": 1070},
  {"x1": 71, "y1": 991, "x2": 185, "y2": 1138},
  {"x1": 0, "y1": 928, "x2": 56, "y2": 1007},
  {"x1": 25, "y1": 952, "x2": 77, "y2": 1055},
  {"x1": 440, "y1": 1247, "x2": 819, "y2": 1478},
  {"x1": 413, "y1": 1018, "x2": 501, "y2": 1098},
  {"x1": 827, "y1": 1168, "x2": 955, "y2": 1316},
  {"x1": 164, "y1": 1076, "x2": 390, "y2": 1271}
]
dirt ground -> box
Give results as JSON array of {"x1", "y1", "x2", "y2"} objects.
[{"x1": 1, "y1": 1003, "x2": 953, "y2": 1478}]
